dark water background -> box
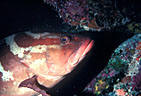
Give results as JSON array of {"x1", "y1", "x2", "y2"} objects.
[{"x1": 0, "y1": 0, "x2": 140, "y2": 95}]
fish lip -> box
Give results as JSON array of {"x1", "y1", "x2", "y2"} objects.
[{"x1": 67, "y1": 39, "x2": 94, "y2": 72}]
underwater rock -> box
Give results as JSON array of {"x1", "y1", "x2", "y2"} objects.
[
  {"x1": 85, "y1": 34, "x2": 141, "y2": 96},
  {"x1": 44, "y1": 0, "x2": 129, "y2": 31}
]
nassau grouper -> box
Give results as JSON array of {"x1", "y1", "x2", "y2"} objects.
[{"x1": 0, "y1": 32, "x2": 94, "y2": 96}]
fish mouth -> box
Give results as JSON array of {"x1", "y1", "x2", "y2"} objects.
[{"x1": 67, "y1": 39, "x2": 94, "y2": 72}]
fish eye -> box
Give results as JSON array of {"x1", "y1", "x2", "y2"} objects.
[{"x1": 60, "y1": 36, "x2": 71, "y2": 44}]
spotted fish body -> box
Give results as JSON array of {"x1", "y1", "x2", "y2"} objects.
[{"x1": 0, "y1": 32, "x2": 93, "y2": 96}]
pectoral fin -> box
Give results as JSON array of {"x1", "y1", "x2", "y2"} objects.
[{"x1": 19, "y1": 75, "x2": 50, "y2": 96}]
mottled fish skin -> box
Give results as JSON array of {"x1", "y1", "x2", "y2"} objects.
[{"x1": 0, "y1": 31, "x2": 93, "y2": 96}]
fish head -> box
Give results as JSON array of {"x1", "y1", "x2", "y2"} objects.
[
  {"x1": 5, "y1": 32, "x2": 94, "y2": 87},
  {"x1": 44, "y1": 33, "x2": 94, "y2": 75}
]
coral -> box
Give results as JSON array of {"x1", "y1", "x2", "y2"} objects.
[
  {"x1": 44, "y1": 0, "x2": 128, "y2": 31},
  {"x1": 127, "y1": 22, "x2": 141, "y2": 34},
  {"x1": 94, "y1": 80, "x2": 109, "y2": 95},
  {"x1": 132, "y1": 70, "x2": 141, "y2": 91},
  {"x1": 115, "y1": 89, "x2": 126, "y2": 96},
  {"x1": 85, "y1": 34, "x2": 141, "y2": 96},
  {"x1": 108, "y1": 56, "x2": 128, "y2": 72}
]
